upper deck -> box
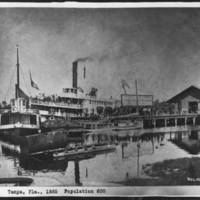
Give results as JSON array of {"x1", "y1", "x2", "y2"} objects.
[
  {"x1": 30, "y1": 87, "x2": 114, "y2": 111},
  {"x1": 30, "y1": 98, "x2": 83, "y2": 110}
]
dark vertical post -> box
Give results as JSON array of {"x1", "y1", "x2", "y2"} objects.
[
  {"x1": 17, "y1": 45, "x2": 19, "y2": 87},
  {"x1": 135, "y1": 80, "x2": 139, "y2": 114},
  {"x1": 121, "y1": 143, "x2": 124, "y2": 159},
  {"x1": 72, "y1": 61, "x2": 78, "y2": 88},
  {"x1": 74, "y1": 160, "x2": 81, "y2": 185},
  {"x1": 16, "y1": 45, "x2": 20, "y2": 98},
  {"x1": 83, "y1": 66, "x2": 86, "y2": 79},
  {"x1": 152, "y1": 138, "x2": 154, "y2": 153},
  {"x1": 85, "y1": 167, "x2": 88, "y2": 178},
  {"x1": 137, "y1": 142, "x2": 140, "y2": 177}
]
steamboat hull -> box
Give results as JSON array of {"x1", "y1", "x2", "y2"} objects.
[
  {"x1": 22, "y1": 129, "x2": 84, "y2": 156},
  {"x1": 0, "y1": 127, "x2": 38, "y2": 145}
]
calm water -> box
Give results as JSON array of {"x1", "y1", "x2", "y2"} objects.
[{"x1": 0, "y1": 129, "x2": 199, "y2": 186}]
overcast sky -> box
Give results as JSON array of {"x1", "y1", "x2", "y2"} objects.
[{"x1": 1, "y1": 8, "x2": 200, "y2": 102}]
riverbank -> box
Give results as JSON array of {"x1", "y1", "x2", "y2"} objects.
[{"x1": 114, "y1": 157, "x2": 200, "y2": 186}]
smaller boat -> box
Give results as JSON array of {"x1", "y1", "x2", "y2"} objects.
[
  {"x1": 0, "y1": 46, "x2": 40, "y2": 144},
  {"x1": 112, "y1": 120, "x2": 142, "y2": 131},
  {"x1": 0, "y1": 177, "x2": 33, "y2": 186}
]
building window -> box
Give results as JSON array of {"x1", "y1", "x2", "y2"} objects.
[
  {"x1": 11, "y1": 100, "x2": 15, "y2": 106},
  {"x1": 30, "y1": 115, "x2": 37, "y2": 125},
  {"x1": 1, "y1": 114, "x2": 9, "y2": 125},
  {"x1": 189, "y1": 101, "x2": 198, "y2": 113}
]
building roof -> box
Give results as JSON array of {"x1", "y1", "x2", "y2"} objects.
[{"x1": 167, "y1": 85, "x2": 200, "y2": 103}]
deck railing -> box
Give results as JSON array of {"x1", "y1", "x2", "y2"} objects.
[{"x1": 30, "y1": 99, "x2": 83, "y2": 109}]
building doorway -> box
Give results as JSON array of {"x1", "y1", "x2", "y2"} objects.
[{"x1": 189, "y1": 101, "x2": 198, "y2": 113}]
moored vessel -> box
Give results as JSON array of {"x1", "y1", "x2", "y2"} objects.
[
  {"x1": 29, "y1": 60, "x2": 115, "y2": 121},
  {"x1": 0, "y1": 46, "x2": 40, "y2": 143}
]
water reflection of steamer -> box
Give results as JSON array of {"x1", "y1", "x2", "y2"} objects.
[
  {"x1": 2, "y1": 145, "x2": 96, "y2": 186},
  {"x1": 1, "y1": 144, "x2": 68, "y2": 172},
  {"x1": 53, "y1": 130, "x2": 117, "y2": 160},
  {"x1": 19, "y1": 156, "x2": 69, "y2": 172}
]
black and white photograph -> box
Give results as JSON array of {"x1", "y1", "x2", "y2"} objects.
[{"x1": 1, "y1": 3, "x2": 200, "y2": 196}]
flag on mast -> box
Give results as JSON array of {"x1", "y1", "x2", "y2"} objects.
[
  {"x1": 30, "y1": 71, "x2": 39, "y2": 90},
  {"x1": 121, "y1": 79, "x2": 130, "y2": 94},
  {"x1": 121, "y1": 79, "x2": 130, "y2": 88}
]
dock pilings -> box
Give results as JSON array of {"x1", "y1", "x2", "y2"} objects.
[{"x1": 143, "y1": 115, "x2": 200, "y2": 129}]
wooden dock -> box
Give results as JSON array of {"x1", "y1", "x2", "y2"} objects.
[
  {"x1": 142, "y1": 114, "x2": 200, "y2": 129},
  {"x1": 109, "y1": 113, "x2": 200, "y2": 130}
]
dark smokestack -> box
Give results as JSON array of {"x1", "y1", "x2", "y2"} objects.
[{"x1": 72, "y1": 61, "x2": 78, "y2": 88}]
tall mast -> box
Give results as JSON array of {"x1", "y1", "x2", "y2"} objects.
[
  {"x1": 16, "y1": 44, "x2": 20, "y2": 98},
  {"x1": 135, "y1": 80, "x2": 139, "y2": 114},
  {"x1": 17, "y1": 44, "x2": 19, "y2": 87}
]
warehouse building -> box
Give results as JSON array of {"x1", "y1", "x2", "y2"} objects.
[{"x1": 167, "y1": 85, "x2": 200, "y2": 114}]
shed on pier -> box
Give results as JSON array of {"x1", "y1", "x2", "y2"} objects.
[{"x1": 167, "y1": 85, "x2": 200, "y2": 114}]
